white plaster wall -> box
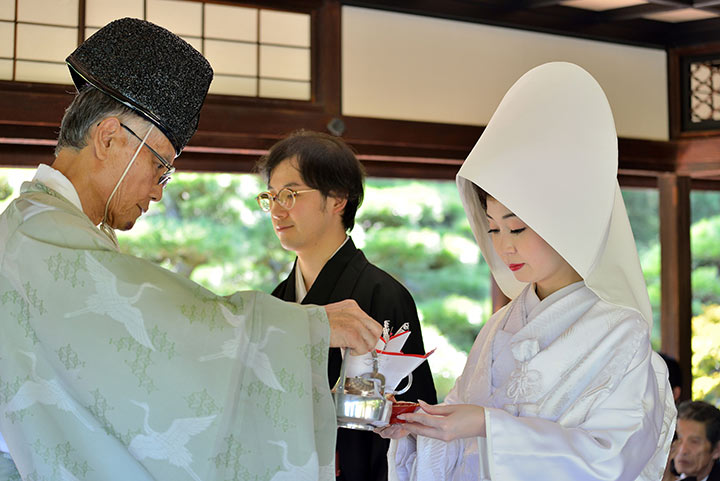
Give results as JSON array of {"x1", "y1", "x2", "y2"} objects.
[{"x1": 342, "y1": 6, "x2": 668, "y2": 141}]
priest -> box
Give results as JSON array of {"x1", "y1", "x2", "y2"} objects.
[{"x1": 0, "y1": 18, "x2": 381, "y2": 481}]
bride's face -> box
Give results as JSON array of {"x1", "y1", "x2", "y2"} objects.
[{"x1": 485, "y1": 197, "x2": 581, "y2": 299}]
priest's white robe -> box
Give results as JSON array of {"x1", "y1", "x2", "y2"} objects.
[
  {"x1": 390, "y1": 283, "x2": 674, "y2": 481},
  {"x1": 0, "y1": 174, "x2": 337, "y2": 480}
]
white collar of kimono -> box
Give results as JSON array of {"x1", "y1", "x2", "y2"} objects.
[
  {"x1": 678, "y1": 474, "x2": 709, "y2": 481},
  {"x1": 32, "y1": 163, "x2": 83, "y2": 212},
  {"x1": 456, "y1": 62, "x2": 652, "y2": 326},
  {"x1": 294, "y1": 235, "x2": 349, "y2": 303}
]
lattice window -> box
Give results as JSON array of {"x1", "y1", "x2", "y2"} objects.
[
  {"x1": 87, "y1": 0, "x2": 311, "y2": 100},
  {"x1": 689, "y1": 60, "x2": 720, "y2": 123},
  {"x1": 682, "y1": 55, "x2": 720, "y2": 131},
  {"x1": 1, "y1": 0, "x2": 311, "y2": 101}
]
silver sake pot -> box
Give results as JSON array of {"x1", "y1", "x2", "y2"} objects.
[{"x1": 332, "y1": 349, "x2": 392, "y2": 430}]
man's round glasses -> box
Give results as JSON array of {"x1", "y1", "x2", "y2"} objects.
[
  {"x1": 121, "y1": 123, "x2": 175, "y2": 187},
  {"x1": 256, "y1": 187, "x2": 317, "y2": 212}
]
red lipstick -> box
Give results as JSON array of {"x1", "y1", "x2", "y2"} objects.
[{"x1": 508, "y1": 263, "x2": 524, "y2": 272}]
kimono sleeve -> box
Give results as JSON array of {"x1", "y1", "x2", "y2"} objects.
[{"x1": 485, "y1": 333, "x2": 670, "y2": 481}]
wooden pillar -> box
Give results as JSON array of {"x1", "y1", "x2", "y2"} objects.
[{"x1": 658, "y1": 173, "x2": 692, "y2": 401}]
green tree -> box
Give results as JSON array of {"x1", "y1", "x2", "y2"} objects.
[
  {"x1": 622, "y1": 188, "x2": 659, "y2": 254},
  {"x1": 691, "y1": 190, "x2": 720, "y2": 224},
  {"x1": 117, "y1": 173, "x2": 294, "y2": 294},
  {"x1": 357, "y1": 179, "x2": 489, "y2": 346},
  {"x1": 0, "y1": 177, "x2": 12, "y2": 202},
  {"x1": 692, "y1": 304, "x2": 720, "y2": 404}
]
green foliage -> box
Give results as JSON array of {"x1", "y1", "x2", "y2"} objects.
[
  {"x1": 431, "y1": 374, "x2": 458, "y2": 402},
  {"x1": 357, "y1": 178, "x2": 490, "y2": 364},
  {"x1": 691, "y1": 190, "x2": 720, "y2": 224},
  {"x1": 640, "y1": 243, "x2": 662, "y2": 347},
  {"x1": 0, "y1": 177, "x2": 12, "y2": 202},
  {"x1": 418, "y1": 295, "x2": 489, "y2": 353},
  {"x1": 621, "y1": 189, "x2": 662, "y2": 348},
  {"x1": 692, "y1": 217, "x2": 720, "y2": 264},
  {"x1": 641, "y1": 215, "x2": 720, "y2": 318},
  {"x1": 692, "y1": 266, "x2": 720, "y2": 311},
  {"x1": 626, "y1": 190, "x2": 720, "y2": 350},
  {"x1": 117, "y1": 173, "x2": 294, "y2": 294},
  {"x1": 692, "y1": 304, "x2": 720, "y2": 405},
  {"x1": 640, "y1": 215, "x2": 720, "y2": 350},
  {"x1": 688, "y1": 217, "x2": 720, "y2": 398},
  {"x1": 622, "y1": 188, "x2": 659, "y2": 253}
]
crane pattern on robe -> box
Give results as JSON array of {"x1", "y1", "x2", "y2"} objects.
[
  {"x1": 128, "y1": 400, "x2": 215, "y2": 481},
  {"x1": 268, "y1": 440, "x2": 322, "y2": 481},
  {"x1": 64, "y1": 252, "x2": 158, "y2": 350},
  {"x1": 3, "y1": 351, "x2": 95, "y2": 431},
  {"x1": 199, "y1": 303, "x2": 286, "y2": 392}
]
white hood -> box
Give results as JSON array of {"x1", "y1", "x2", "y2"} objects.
[{"x1": 456, "y1": 62, "x2": 652, "y2": 326}]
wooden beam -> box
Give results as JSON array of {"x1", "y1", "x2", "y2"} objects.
[
  {"x1": 314, "y1": 0, "x2": 341, "y2": 117},
  {"x1": 668, "y1": 43, "x2": 684, "y2": 140},
  {"x1": 668, "y1": 18, "x2": 720, "y2": 47},
  {"x1": 599, "y1": 4, "x2": 681, "y2": 22},
  {"x1": 677, "y1": 136, "x2": 720, "y2": 177},
  {"x1": 515, "y1": 0, "x2": 567, "y2": 8},
  {"x1": 645, "y1": 0, "x2": 693, "y2": 7},
  {"x1": 658, "y1": 173, "x2": 693, "y2": 402},
  {"x1": 0, "y1": 76, "x2": 682, "y2": 179}
]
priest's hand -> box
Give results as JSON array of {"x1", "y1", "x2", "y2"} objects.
[
  {"x1": 325, "y1": 299, "x2": 382, "y2": 354},
  {"x1": 397, "y1": 400, "x2": 486, "y2": 441}
]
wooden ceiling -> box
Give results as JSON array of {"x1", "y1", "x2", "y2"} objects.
[{"x1": 345, "y1": 0, "x2": 720, "y2": 49}]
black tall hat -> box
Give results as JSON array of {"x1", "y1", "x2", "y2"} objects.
[{"x1": 66, "y1": 18, "x2": 214, "y2": 155}]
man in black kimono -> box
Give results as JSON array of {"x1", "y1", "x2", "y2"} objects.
[{"x1": 256, "y1": 130, "x2": 437, "y2": 481}]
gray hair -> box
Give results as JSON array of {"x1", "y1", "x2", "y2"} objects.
[
  {"x1": 55, "y1": 86, "x2": 141, "y2": 156},
  {"x1": 678, "y1": 400, "x2": 720, "y2": 446}
]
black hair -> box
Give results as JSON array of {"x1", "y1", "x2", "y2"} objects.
[
  {"x1": 659, "y1": 353, "x2": 682, "y2": 391},
  {"x1": 472, "y1": 183, "x2": 489, "y2": 212},
  {"x1": 677, "y1": 400, "x2": 720, "y2": 446},
  {"x1": 256, "y1": 130, "x2": 365, "y2": 231}
]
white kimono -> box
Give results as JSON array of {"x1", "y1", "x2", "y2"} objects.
[
  {"x1": 390, "y1": 62, "x2": 675, "y2": 481},
  {"x1": 390, "y1": 283, "x2": 673, "y2": 480}
]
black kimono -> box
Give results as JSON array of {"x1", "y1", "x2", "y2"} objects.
[
  {"x1": 681, "y1": 461, "x2": 720, "y2": 481},
  {"x1": 272, "y1": 238, "x2": 437, "y2": 481}
]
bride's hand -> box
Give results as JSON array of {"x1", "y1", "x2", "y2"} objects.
[{"x1": 397, "y1": 400, "x2": 486, "y2": 442}]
